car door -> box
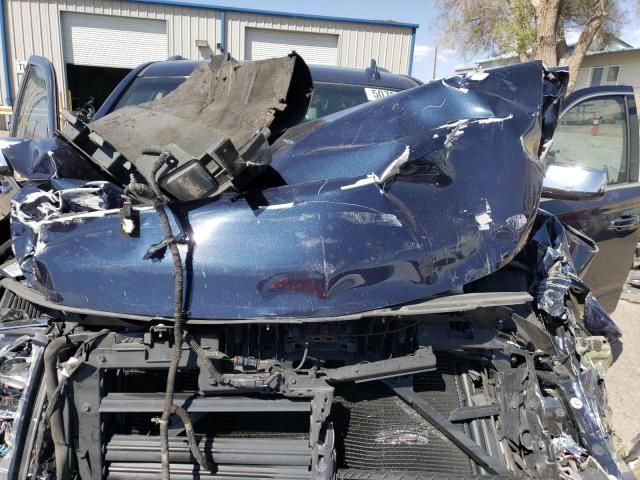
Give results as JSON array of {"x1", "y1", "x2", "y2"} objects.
[
  {"x1": 10, "y1": 55, "x2": 58, "y2": 140},
  {"x1": 0, "y1": 56, "x2": 58, "y2": 233},
  {"x1": 542, "y1": 87, "x2": 640, "y2": 313}
]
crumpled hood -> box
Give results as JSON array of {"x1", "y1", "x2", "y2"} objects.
[{"x1": 10, "y1": 60, "x2": 568, "y2": 320}]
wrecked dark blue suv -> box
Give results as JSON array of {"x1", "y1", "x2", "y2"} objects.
[{"x1": 0, "y1": 53, "x2": 636, "y2": 480}]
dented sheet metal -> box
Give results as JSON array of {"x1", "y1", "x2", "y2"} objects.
[
  {"x1": 10, "y1": 61, "x2": 567, "y2": 319},
  {"x1": 1, "y1": 136, "x2": 101, "y2": 183},
  {"x1": 529, "y1": 211, "x2": 621, "y2": 342}
]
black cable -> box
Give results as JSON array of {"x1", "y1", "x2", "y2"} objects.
[
  {"x1": 170, "y1": 405, "x2": 211, "y2": 471},
  {"x1": 124, "y1": 153, "x2": 192, "y2": 480},
  {"x1": 127, "y1": 154, "x2": 216, "y2": 479},
  {"x1": 144, "y1": 154, "x2": 187, "y2": 480},
  {"x1": 187, "y1": 335, "x2": 225, "y2": 383},
  {"x1": 293, "y1": 345, "x2": 308, "y2": 371}
]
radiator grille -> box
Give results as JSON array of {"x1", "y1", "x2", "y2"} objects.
[
  {"x1": 331, "y1": 353, "x2": 474, "y2": 473},
  {"x1": 104, "y1": 354, "x2": 476, "y2": 474},
  {"x1": 0, "y1": 288, "x2": 42, "y2": 318}
]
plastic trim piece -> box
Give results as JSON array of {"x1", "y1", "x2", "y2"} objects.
[
  {"x1": 0, "y1": 277, "x2": 532, "y2": 324},
  {"x1": 99, "y1": 393, "x2": 311, "y2": 412}
]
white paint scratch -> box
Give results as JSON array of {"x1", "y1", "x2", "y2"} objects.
[
  {"x1": 340, "y1": 177, "x2": 377, "y2": 191},
  {"x1": 260, "y1": 202, "x2": 294, "y2": 210},
  {"x1": 476, "y1": 114, "x2": 513, "y2": 124},
  {"x1": 475, "y1": 199, "x2": 493, "y2": 231},
  {"x1": 340, "y1": 146, "x2": 410, "y2": 190},
  {"x1": 466, "y1": 70, "x2": 489, "y2": 81}
]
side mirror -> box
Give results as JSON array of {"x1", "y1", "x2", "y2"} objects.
[{"x1": 542, "y1": 163, "x2": 607, "y2": 200}]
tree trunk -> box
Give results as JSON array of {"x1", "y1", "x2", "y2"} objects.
[
  {"x1": 565, "y1": 0, "x2": 609, "y2": 93},
  {"x1": 555, "y1": 14, "x2": 568, "y2": 63},
  {"x1": 532, "y1": 0, "x2": 563, "y2": 66}
]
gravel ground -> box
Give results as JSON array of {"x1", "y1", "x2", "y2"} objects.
[{"x1": 608, "y1": 295, "x2": 640, "y2": 450}]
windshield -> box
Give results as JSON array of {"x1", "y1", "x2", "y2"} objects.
[{"x1": 114, "y1": 76, "x2": 186, "y2": 110}]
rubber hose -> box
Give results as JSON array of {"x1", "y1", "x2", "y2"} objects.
[{"x1": 44, "y1": 336, "x2": 70, "y2": 480}]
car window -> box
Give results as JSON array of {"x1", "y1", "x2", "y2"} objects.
[
  {"x1": 111, "y1": 75, "x2": 402, "y2": 122},
  {"x1": 13, "y1": 65, "x2": 51, "y2": 139},
  {"x1": 113, "y1": 76, "x2": 186, "y2": 110},
  {"x1": 306, "y1": 83, "x2": 383, "y2": 121},
  {"x1": 546, "y1": 95, "x2": 628, "y2": 185}
]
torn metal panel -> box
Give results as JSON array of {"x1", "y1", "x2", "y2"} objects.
[
  {"x1": 1, "y1": 136, "x2": 101, "y2": 183},
  {"x1": 548, "y1": 335, "x2": 625, "y2": 479},
  {"x1": 10, "y1": 183, "x2": 124, "y2": 286},
  {"x1": 9, "y1": 61, "x2": 568, "y2": 319},
  {"x1": 528, "y1": 210, "x2": 621, "y2": 342},
  {"x1": 88, "y1": 53, "x2": 313, "y2": 168}
]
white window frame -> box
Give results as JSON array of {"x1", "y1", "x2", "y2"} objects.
[
  {"x1": 588, "y1": 65, "x2": 621, "y2": 86},
  {"x1": 604, "y1": 65, "x2": 621, "y2": 84}
]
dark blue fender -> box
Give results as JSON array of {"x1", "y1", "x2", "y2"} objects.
[{"x1": 13, "y1": 61, "x2": 568, "y2": 319}]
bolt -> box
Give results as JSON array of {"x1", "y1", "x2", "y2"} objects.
[
  {"x1": 592, "y1": 443, "x2": 605, "y2": 456},
  {"x1": 98, "y1": 354, "x2": 107, "y2": 364},
  {"x1": 81, "y1": 403, "x2": 91, "y2": 413}
]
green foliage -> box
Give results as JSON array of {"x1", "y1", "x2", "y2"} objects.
[
  {"x1": 492, "y1": 1, "x2": 537, "y2": 58},
  {"x1": 435, "y1": 0, "x2": 507, "y2": 58},
  {"x1": 435, "y1": 0, "x2": 623, "y2": 61}
]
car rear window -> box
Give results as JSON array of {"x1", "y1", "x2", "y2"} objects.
[
  {"x1": 111, "y1": 76, "x2": 399, "y2": 120},
  {"x1": 305, "y1": 83, "x2": 397, "y2": 121},
  {"x1": 113, "y1": 76, "x2": 186, "y2": 109}
]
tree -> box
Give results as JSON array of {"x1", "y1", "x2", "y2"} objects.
[{"x1": 436, "y1": 0, "x2": 624, "y2": 92}]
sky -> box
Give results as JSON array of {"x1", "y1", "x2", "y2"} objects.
[{"x1": 187, "y1": 0, "x2": 640, "y2": 82}]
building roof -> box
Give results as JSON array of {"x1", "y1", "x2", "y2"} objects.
[
  {"x1": 130, "y1": 0, "x2": 419, "y2": 29},
  {"x1": 455, "y1": 35, "x2": 636, "y2": 73}
]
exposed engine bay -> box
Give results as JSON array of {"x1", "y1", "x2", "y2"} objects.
[
  {"x1": 0, "y1": 272, "x2": 631, "y2": 480},
  {"x1": 0, "y1": 54, "x2": 635, "y2": 480}
]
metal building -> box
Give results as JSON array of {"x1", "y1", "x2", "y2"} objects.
[{"x1": 0, "y1": 0, "x2": 417, "y2": 114}]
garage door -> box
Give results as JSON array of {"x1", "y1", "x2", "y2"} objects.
[
  {"x1": 245, "y1": 28, "x2": 338, "y2": 66},
  {"x1": 62, "y1": 12, "x2": 168, "y2": 69}
]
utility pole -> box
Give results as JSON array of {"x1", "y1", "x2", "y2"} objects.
[{"x1": 432, "y1": 45, "x2": 438, "y2": 80}]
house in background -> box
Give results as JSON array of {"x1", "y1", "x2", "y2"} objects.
[{"x1": 456, "y1": 36, "x2": 640, "y2": 90}]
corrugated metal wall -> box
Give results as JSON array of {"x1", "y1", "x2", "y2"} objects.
[
  {"x1": 225, "y1": 11, "x2": 412, "y2": 74},
  {"x1": 1, "y1": 0, "x2": 413, "y2": 109},
  {"x1": 4, "y1": 0, "x2": 221, "y2": 108}
]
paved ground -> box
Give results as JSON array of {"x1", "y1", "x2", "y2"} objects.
[{"x1": 608, "y1": 273, "x2": 640, "y2": 450}]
